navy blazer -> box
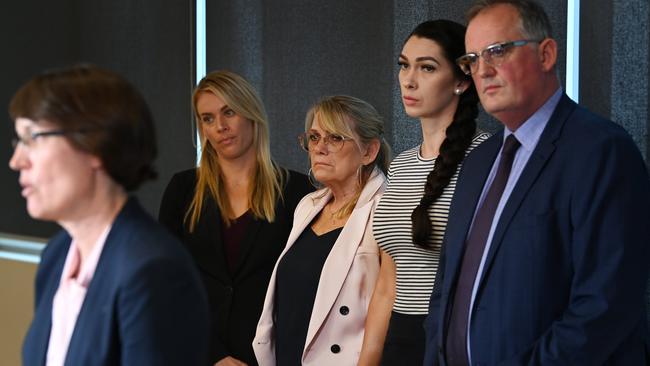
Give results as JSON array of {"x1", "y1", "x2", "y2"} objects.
[
  {"x1": 158, "y1": 168, "x2": 312, "y2": 365},
  {"x1": 424, "y1": 94, "x2": 650, "y2": 365},
  {"x1": 23, "y1": 198, "x2": 210, "y2": 366}
]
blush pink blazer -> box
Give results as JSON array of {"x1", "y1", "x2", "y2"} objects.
[{"x1": 253, "y1": 168, "x2": 386, "y2": 366}]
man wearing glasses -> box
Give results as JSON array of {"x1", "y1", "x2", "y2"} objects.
[{"x1": 424, "y1": 0, "x2": 650, "y2": 365}]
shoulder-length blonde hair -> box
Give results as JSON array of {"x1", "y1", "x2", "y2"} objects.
[{"x1": 187, "y1": 70, "x2": 285, "y2": 230}]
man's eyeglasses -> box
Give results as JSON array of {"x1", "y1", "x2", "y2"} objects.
[
  {"x1": 11, "y1": 129, "x2": 92, "y2": 149},
  {"x1": 456, "y1": 39, "x2": 542, "y2": 75},
  {"x1": 298, "y1": 132, "x2": 353, "y2": 152}
]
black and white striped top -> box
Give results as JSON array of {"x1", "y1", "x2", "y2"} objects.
[{"x1": 373, "y1": 133, "x2": 490, "y2": 315}]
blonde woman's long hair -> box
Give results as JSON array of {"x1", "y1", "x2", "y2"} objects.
[
  {"x1": 305, "y1": 95, "x2": 390, "y2": 218},
  {"x1": 187, "y1": 70, "x2": 285, "y2": 230}
]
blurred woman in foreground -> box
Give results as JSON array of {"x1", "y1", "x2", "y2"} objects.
[{"x1": 11, "y1": 65, "x2": 210, "y2": 366}]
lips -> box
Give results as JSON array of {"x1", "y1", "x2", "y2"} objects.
[
  {"x1": 20, "y1": 182, "x2": 33, "y2": 198},
  {"x1": 402, "y1": 96, "x2": 418, "y2": 106},
  {"x1": 483, "y1": 84, "x2": 501, "y2": 94},
  {"x1": 312, "y1": 161, "x2": 332, "y2": 168},
  {"x1": 217, "y1": 136, "x2": 236, "y2": 145}
]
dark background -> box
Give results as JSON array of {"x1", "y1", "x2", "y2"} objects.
[{"x1": 0, "y1": 0, "x2": 648, "y2": 239}]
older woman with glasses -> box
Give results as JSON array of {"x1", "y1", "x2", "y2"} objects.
[
  {"x1": 253, "y1": 95, "x2": 390, "y2": 365},
  {"x1": 11, "y1": 64, "x2": 210, "y2": 366}
]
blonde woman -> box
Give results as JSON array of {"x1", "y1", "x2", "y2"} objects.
[
  {"x1": 253, "y1": 95, "x2": 390, "y2": 365},
  {"x1": 159, "y1": 70, "x2": 312, "y2": 366}
]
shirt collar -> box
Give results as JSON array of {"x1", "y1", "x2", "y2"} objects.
[
  {"x1": 61, "y1": 224, "x2": 112, "y2": 288},
  {"x1": 503, "y1": 88, "x2": 563, "y2": 152}
]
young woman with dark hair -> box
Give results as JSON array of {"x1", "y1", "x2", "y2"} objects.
[{"x1": 359, "y1": 20, "x2": 490, "y2": 365}]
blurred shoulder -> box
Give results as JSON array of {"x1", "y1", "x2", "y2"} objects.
[{"x1": 111, "y1": 199, "x2": 191, "y2": 261}]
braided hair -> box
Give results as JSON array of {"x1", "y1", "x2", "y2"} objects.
[{"x1": 408, "y1": 20, "x2": 480, "y2": 249}]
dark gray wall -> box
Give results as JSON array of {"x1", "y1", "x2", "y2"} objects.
[
  {"x1": 0, "y1": 0, "x2": 195, "y2": 237},
  {"x1": 206, "y1": 0, "x2": 395, "y2": 173},
  {"x1": 581, "y1": 0, "x2": 649, "y2": 164},
  {"x1": 0, "y1": 1, "x2": 79, "y2": 237}
]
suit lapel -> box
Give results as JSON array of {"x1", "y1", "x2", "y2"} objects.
[
  {"x1": 303, "y1": 169, "x2": 384, "y2": 352},
  {"x1": 191, "y1": 198, "x2": 230, "y2": 283},
  {"x1": 30, "y1": 236, "x2": 69, "y2": 366},
  {"x1": 443, "y1": 135, "x2": 503, "y2": 295},
  {"x1": 478, "y1": 95, "x2": 576, "y2": 289},
  {"x1": 304, "y1": 203, "x2": 372, "y2": 350}
]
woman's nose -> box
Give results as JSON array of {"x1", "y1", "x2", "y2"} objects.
[{"x1": 9, "y1": 144, "x2": 28, "y2": 171}]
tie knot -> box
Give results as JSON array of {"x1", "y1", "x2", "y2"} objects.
[{"x1": 502, "y1": 134, "x2": 521, "y2": 156}]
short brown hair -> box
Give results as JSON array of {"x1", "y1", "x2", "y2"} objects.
[{"x1": 9, "y1": 64, "x2": 157, "y2": 191}]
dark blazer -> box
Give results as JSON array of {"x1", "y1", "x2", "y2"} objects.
[
  {"x1": 22, "y1": 198, "x2": 210, "y2": 366},
  {"x1": 424, "y1": 94, "x2": 650, "y2": 365},
  {"x1": 158, "y1": 168, "x2": 312, "y2": 365}
]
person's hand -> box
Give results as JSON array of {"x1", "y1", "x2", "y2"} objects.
[{"x1": 215, "y1": 356, "x2": 248, "y2": 366}]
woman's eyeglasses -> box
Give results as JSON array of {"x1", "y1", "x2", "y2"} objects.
[
  {"x1": 11, "y1": 128, "x2": 96, "y2": 149},
  {"x1": 298, "y1": 132, "x2": 353, "y2": 152}
]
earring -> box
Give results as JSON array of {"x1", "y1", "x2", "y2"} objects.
[
  {"x1": 454, "y1": 88, "x2": 463, "y2": 95},
  {"x1": 308, "y1": 168, "x2": 321, "y2": 189}
]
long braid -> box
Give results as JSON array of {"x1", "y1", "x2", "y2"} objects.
[{"x1": 411, "y1": 89, "x2": 478, "y2": 248}]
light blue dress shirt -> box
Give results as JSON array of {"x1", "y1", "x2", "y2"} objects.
[{"x1": 466, "y1": 88, "x2": 563, "y2": 364}]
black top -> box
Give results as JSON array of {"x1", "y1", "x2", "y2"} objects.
[
  {"x1": 274, "y1": 226, "x2": 342, "y2": 366},
  {"x1": 158, "y1": 168, "x2": 312, "y2": 365}
]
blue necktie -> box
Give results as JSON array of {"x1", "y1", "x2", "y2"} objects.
[{"x1": 445, "y1": 134, "x2": 521, "y2": 366}]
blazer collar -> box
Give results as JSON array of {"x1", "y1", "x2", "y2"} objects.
[
  {"x1": 188, "y1": 198, "x2": 231, "y2": 282},
  {"x1": 62, "y1": 197, "x2": 142, "y2": 364},
  {"x1": 301, "y1": 168, "x2": 386, "y2": 352}
]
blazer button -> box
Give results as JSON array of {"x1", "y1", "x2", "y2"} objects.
[
  {"x1": 339, "y1": 306, "x2": 349, "y2": 315},
  {"x1": 330, "y1": 344, "x2": 341, "y2": 353}
]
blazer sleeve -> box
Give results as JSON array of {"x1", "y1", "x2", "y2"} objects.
[
  {"x1": 118, "y1": 255, "x2": 210, "y2": 366},
  {"x1": 510, "y1": 132, "x2": 650, "y2": 364}
]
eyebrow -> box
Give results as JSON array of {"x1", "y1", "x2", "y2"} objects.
[{"x1": 399, "y1": 54, "x2": 440, "y2": 64}]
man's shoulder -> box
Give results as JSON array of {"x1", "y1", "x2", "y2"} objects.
[{"x1": 560, "y1": 103, "x2": 636, "y2": 151}]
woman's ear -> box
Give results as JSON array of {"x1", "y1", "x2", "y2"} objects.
[
  {"x1": 89, "y1": 154, "x2": 104, "y2": 170},
  {"x1": 454, "y1": 79, "x2": 471, "y2": 95},
  {"x1": 362, "y1": 139, "x2": 381, "y2": 165}
]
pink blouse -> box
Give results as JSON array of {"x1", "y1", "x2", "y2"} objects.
[{"x1": 45, "y1": 225, "x2": 111, "y2": 366}]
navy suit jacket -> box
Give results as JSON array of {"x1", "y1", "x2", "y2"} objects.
[
  {"x1": 23, "y1": 198, "x2": 210, "y2": 366},
  {"x1": 424, "y1": 95, "x2": 650, "y2": 365}
]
